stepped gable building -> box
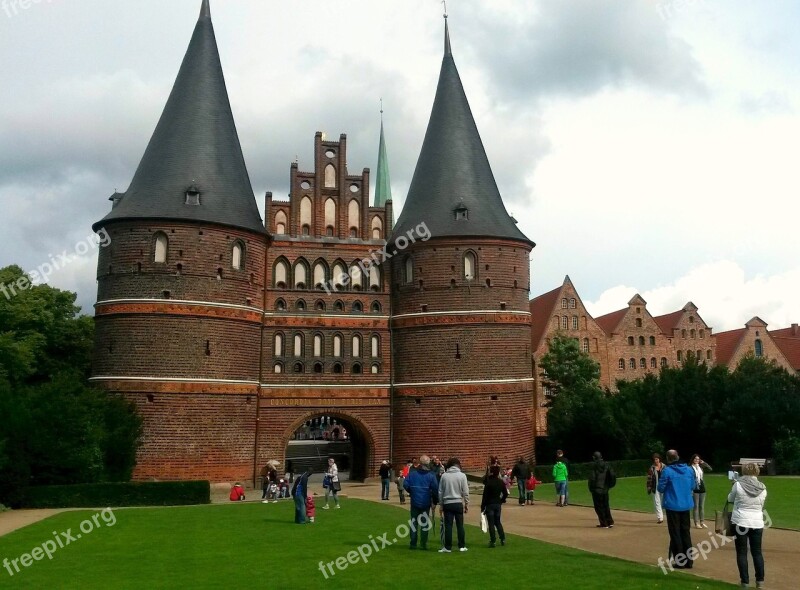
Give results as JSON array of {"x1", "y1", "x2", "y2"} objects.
[
  {"x1": 389, "y1": 17, "x2": 536, "y2": 469},
  {"x1": 770, "y1": 323, "x2": 800, "y2": 374},
  {"x1": 715, "y1": 317, "x2": 794, "y2": 372},
  {"x1": 91, "y1": 2, "x2": 534, "y2": 480},
  {"x1": 652, "y1": 301, "x2": 715, "y2": 366}
]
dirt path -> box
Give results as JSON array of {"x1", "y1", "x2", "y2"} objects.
[{"x1": 331, "y1": 481, "x2": 797, "y2": 589}]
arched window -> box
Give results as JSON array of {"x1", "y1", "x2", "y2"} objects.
[
  {"x1": 313, "y1": 261, "x2": 327, "y2": 289},
  {"x1": 333, "y1": 335, "x2": 343, "y2": 357},
  {"x1": 371, "y1": 301, "x2": 381, "y2": 313},
  {"x1": 464, "y1": 252, "x2": 476, "y2": 280},
  {"x1": 293, "y1": 334, "x2": 303, "y2": 357},
  {"x1": 352, "y1": 363, "x2": 362, "y2": 375},
  {"x1": 677, "y1": 350, "x2": 683, "y2": 362},
  {"x1": 369, "y1": 265, "x2": 381, "y2": 291},
  {"x1": 690, "y1": 329, "x2": 696, "y2": 339},
  {"x1": 154, "y1": 232, "x2": 168, "y2": 263},
  {"x1": 681, "y1": 329, "x2": 687, "y2": 338},
  {"x1": 324, "y1": 199, "x2": 336, "y2": 233},
  {"x1": 639, "y1": 336, "x2": 645, "y2": 346},
  {"x1": 699, "y1": 329, "x2": 705, "y2": 339},
  {"x1": 275, "y1": 299, "x2": 286, "y2": 311},
  {"x1": 404, "y1": 256, "x2": 413, "y2": 284},
  {"x1": 313, "y1": 334, "x2": 322, "y2": 358},
  {"x1": 561, "y1": 298, "x2": 568, "y2": 309},
  {"x1": 275, "y1": 211, "x2": 287, "y2": 235},
  {"x1": 333, "y1": 262, "x2": 347, "y2": 290},
  {"x1": 629, "y1": 358, "x2": 636, "y2": 369},
  {"x1": 371, "y1": 335, "x2": 379, "y2": 358},
  {"x1": 639, "y1": 358, "x2": 646, "y2": 369},
  {"x1": 371, "y1": 216, "x2": 383, "y2": 240},
  {"x1": 371, "y1": 364, "x2": 380, "y2": 374},
  {"x1": 635, "y1": 318, "x2": 642, "y2": 328},
  {"x1": 706, "y1": 349, "x2": 712, "y2": 360},
  {"x1": 570, "y1": 298, "x2": 577, "y2": 309},
  {"x1": 348, "y1": 200, "x2": 360, "y2": 234},
  {"x1": 618, "y1": 358, "x2": 625, "y2": 370},
  {"x1": 582, "y1": 338, "x2": 589, "y2": 353},
  {"x1": 294, "y1": 260, "x2": 308, "y2": 289},
  {"x1": 274, "y1": 259, "x2": 289, "y2": 288},
  {"x1": 650, "y1": 357, "x2": 657, "y2": 368},
  {"x1": 295, "y1": 299, "x2": 306, "y2": 311},
  {"x1": 352, "y1": 335, "x2": 361, "y2": 358},
  {"x1": 627, "y1": 336, "x2": 634, "y2": 346},
  {"x1": 324, "y1": 164, "x2": 336, "y2": 188},
  {"x1": 561, "y1": 316, "x2": 568, "y2": 330},
  {"x1": 293, "y1": 362, "x2": 304, "y2": 373},
  {"x1": 572, "y1": 316, "x2": 578, "y2": 330},
  {"x1": 300, "y1": 196, "x2": 312, "y2": 232},
  {"x1": 352, "y1": 301, "x2": 363, "y2": 313},
  {"x1": 333, "y1": 363, "x2": 343, "y2": 374},
  {"x1": 313, "y1": 362, "x2": 323, "y2": 374},
  {"x1": 649, "y1": 336, "x2": 656, "y2": 345},
  {"x1": 334, "y1": 300, "x2": 344, "y2": 312},
  {"x1": 315, "y1": 300, "x2": 325, "y2": 312},
  {"x1": 232, "y1": 241, "x2": 244, "y2": 270},
  {"x1": 274, "y1": 362, "x2": 283, "y2": 374},
  {"x1": 349, "y1": 265, "x2": 363, "y2": 290},
  {"x1": 661, "y1": 357, "x2": 668, "y2": 367},
  {"x1": 274, "y1": 333, "x2": 284, "y2": 356}
]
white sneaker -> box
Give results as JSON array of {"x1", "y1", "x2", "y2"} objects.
[
  {"x1": 438, "y1": 548, "x2": 451, "y2": 553},
  {"x1": 701, "y1": 523, "x2": 708, "y2": 528},
  {"x1": 459, "y1": 547, "x2": 468, "y2": 552},
  {"x1": 322, "y1": 505, "x2": 329, "y2": 509},
  {"x1": 335, "y1": 505, "x2": 340, "y2": 509},
  {"x1": 261, "y1": 500, "x2": 269, "y2": 504}
]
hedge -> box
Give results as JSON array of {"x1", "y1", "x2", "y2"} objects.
[
  {"x1": 20, "y1": 481, "x2": 211, "y2": 508},
  {"x1": 533, "y1": 459, "x2": 650, "y2": 483}
]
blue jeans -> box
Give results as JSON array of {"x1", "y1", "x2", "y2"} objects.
[
  {"x1": 381, "y1": 478, "x2": 390, "y2": 500},
  {"x1": 485, "y1": 504, "x2": 505, "y2": 544},
  {"x1": 517, "y1": 478, "x2": 526, "y2": 504},
  {"x1": 294, "y1": 494, "x2": 306, "y2": 524}
]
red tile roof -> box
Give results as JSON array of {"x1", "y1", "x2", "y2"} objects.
[
  {"x1": 770, "y1": 325, "x2": 800, "y2": 338},
  {"x1": 530, "y1": 285, "x2": 562, "y2": 350},
  {"x1": 773, "y1": 337, "x2": 800, "y2": 371},
  {"x1": 595, "y1": 308, "x2": 627, "y2": 335},
  {"x1": 714, "y1": 328, "x2": 746, "y2": 366},
  {"x1": 653, "y1": 309, "x2": 683, "y2": 335}
]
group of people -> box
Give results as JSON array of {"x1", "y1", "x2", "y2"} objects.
[{"x1": 653, "y1": 450, "x2": 767, "y2": 588}]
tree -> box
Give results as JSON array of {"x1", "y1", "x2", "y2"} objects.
[{"x1": 539, "y1": 332, "x2": 601, "y2": 400}]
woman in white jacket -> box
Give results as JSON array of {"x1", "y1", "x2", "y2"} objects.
[{"x1": 728, "y1": 463, "x2": 767, "y2": 589}]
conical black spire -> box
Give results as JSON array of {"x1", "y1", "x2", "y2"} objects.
[
  {"x1": 94, "y1": 0, "x2": 263, "y2": 233},
  {"x1": 392, "y1": 18, "x2": 532, "y2": 246}
]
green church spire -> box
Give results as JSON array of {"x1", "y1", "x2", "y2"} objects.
[{"x1": 374, "y1": 103, "x2": 392, "y2": 208}]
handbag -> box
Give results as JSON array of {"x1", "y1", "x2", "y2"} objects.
[
  {"x1": 322, "y1": 475, "x2": 331, "y2": 489},
  {"x1": 694, "y1": 478, "x2": 706, "y2": 494},
  {"x1": 480, "y1": 511, "x2": 488, "y2": 534},
  {"x1": 715, "y1": 501, "x2": 735, "y2": 536},
  {"x1": 331, "y1": 479, "x2": 342, "y2": 492}
]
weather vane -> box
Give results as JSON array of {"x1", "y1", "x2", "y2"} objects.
[{"x1": 442, "y1": 0, "x2": 448, "y2": 18}]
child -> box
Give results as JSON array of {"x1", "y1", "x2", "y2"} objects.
[
  {"x1": 229, "y1": 482, "x2": 246, "y2": 502},
  {"x1": 396, "y1": 474, "x2": 406, "y2": 504},
  {"x1": 306, "y1": 494, "x2": 316, "y2": 523},
  {"x1": 525, "y1": 473, "x2": 542, "y2": 505},
  {"x1": 502, "y1": 468, "x2": 512, "y2": 493}
]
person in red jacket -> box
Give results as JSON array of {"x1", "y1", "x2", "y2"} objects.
[
  {"x1": 306, "y1": 495, "x2": 316, "y2": 523},
  {"x1": 229, "y1": 482, "x2": 246, "y2": 501},
  {"x1": 525, "y1": 474, "x2": 542, "y2": 505}
]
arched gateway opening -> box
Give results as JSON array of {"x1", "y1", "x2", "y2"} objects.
[{"x1": 283, "y1": 413, "x2": 373, "y2": 481}]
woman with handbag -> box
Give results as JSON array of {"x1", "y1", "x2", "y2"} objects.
[
  {"x1": 690, "y1": 454, "x2": 712, "y2": 528},
  {"x1": 728, "y1": 463, "x2": 767, "y2": 589},
  {"x1": 480, "y1": 465, "x2": 508, "y2": 548},
  {"x1": 323, "y1": 457, "x2": 341, "y2": 509}
]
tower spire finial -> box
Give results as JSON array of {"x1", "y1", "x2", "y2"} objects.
[
  {"x1": 380, "y1": 97, "x2": 384, "y2": 122},
  {"x1": 200, "y1": 0, "x2": 211, "y2": 20},
  {"x1": 442, "y1": 1, "x2": 452, "y2": 56}
]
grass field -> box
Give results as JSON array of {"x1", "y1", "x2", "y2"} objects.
[
  {"x1": 0, "y1": 499, "x2": 737, "y2": 589},
  {"x1": 551, "y1": 475, "x2": 800, "y2": 530}
]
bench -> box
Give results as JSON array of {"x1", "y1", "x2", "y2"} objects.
[{"x1": 730, "y1": 458, "x2": 775, "y2": 476}]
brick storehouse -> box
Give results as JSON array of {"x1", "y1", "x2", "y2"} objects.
[{"x1": 91, "y1": 2, "x2": 536, "y2": 481}]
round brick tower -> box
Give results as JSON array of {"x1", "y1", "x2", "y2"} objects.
[
  {"x1": 390, "y1": 18, "x2": 536, "y2": 470},
  {"x1": 91, "y1": 0, "x2": 266, "y2": 481}
]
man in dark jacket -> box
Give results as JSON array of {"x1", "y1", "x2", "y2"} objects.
[
  {"x1": 657, "y1": 450, "x2": 695, "y2": 569},
  {"x1": 511, "y1": 457, "x2": 531, "y2": 506},
  {"x1": 291, "y1": 468, "x2": 312, "y2": 524},
  {"x1": 481, "y1": 465, "x2": 509, "y2": 547},
  {"x1": 403, "y1": 455, "x2": 438, "y2": 550},
  {"x1": 379, "y1": 460, "x2": 391, "y2": 501},
  {"x1": 588, "y1": 452, "x2": 615, "y2": 528}
]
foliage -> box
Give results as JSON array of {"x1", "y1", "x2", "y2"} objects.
[
  {"x1": 21, "y1": 481, "x2": 211, "y2": 508},
  {"x1": 0, "y1": 265, "x2": 142, "y2": 507},
  {"x1": 539, "y1": 332, "x2": 601, "y2": 399}
]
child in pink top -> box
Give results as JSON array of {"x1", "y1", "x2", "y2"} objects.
[{"x1": 306, "y1": 495, "x2": 316, "y2": 523}]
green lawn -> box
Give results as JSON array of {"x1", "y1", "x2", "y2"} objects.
[
  {"x1": 560, "y1": 475, "x2": 800, "y2": 530},
  {"x1": 0, "y1": 499, "x2": 736, "y2": 589}
]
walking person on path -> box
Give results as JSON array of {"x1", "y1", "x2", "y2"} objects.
[
  {"x1": 657, "y1": 450, "x2": 695, "y2": 569},
  {"x1": 690, "y1": 454, "x2": 712, "y2": 528},
  {"x1": 553, "y1": 455, "x2": 568, "y2": 507},
  {"x1": 403, "y1": 454, "x2": 439, "y2": 550},
  {"x1": 588, "y1": 451, "x2": 615, "y2": 528},
  {"x1": 438, "y1": 457, "x2": 470, "y2": 553},
  {"x1": 729, "y1": 462, "x2": 767, "y2": 589},
  {"x1": 511, "y1": 457, "x2": 531, "y2": 506},
  {"x1": 291, "y1": 468, "x2": 313, "y2": 524},
  {"x1": 647, "y1": 453, "x2": 665, "y2": 523},
  {"x1": 323, "y1": 457, "x2": 341, "y2": 509},
  {"x1": 481, "y1": 465, "x2": 508, "y2": 547},
  {"x1": 379, "y1": 460, "x2": 391, "y2": 501}
]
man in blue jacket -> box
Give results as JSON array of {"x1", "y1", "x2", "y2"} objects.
[
  {"x1": 657, "y1": 450, "x2": 695, "y2": 569},
  {"x1": 403, "y1": 455, "x2": 438, "y2": 549}
]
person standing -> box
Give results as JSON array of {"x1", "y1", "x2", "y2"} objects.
[
  {"x1": 553, "y1": 455, "x2": 568, "y2": 507},
  {"x1": 729, "y1": 462, "x2": 767, "y2": 589},
  {"x1": 588, "y1": 451, "x2": 615, "y2": 528},
  {"x1": 403, "y1": 455, "x2": 439, "y2": 550},
  {"x1": 438, "y1": 458, "x2": 470, "y2": 553},
  {"x1": 690, "y1": 454, "x2": 713, "y2": 528},
  {"x1": 323, "y1": 457, "x2": 341, "y2": 509},
  {"x1": 556, "y1": 450, "x2": 571, "y2": 505},
  {"x1": 657, "y1": 450, "x2": 695, "y2": 569},
  {"x1": 431, "y1": 456, "x2": 445, "y2": 480},
  {"x1": 481, "y1": 465, "x2": 508, "y2": 547},
  {"x1": 647, "y1": 453, "x2": 665, "y2": 523},
  {"x1": 379, "y1": 460, "x2": 391, "y2": 501},
  {"x1": 291, "y1": 468, "x2": 312, "y2": 524},
  {"x1": 511, "y1": 457, "x2": 531, "y2": 506}
]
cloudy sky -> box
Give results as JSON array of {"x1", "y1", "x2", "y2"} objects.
[{"x1": 1, "y1": 0, "x2": 798, "y2": 332}]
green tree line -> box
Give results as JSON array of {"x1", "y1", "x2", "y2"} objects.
[
  {"x1": 0, "y1": 265, "x2": 141, "y2": 506},
  {"x1": 539, "y1": 333, "x2": 800, "y2": 472}
]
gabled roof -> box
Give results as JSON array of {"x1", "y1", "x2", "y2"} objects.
[
  {"x1": 392, "y1": 18, "x2": 533, "y2": 247},
  {"x1": 771, "y1": 324, "x2": 800, "y2": 338},
  {"x1": 773, "y1": 337, "x2": 800, "y2": 371},
  {"x1": 714, "y1": 328, "x2": 746, "y2": 366},
  {"x1": 653, "y1": 309, "x2": 684, "y2": 334},
  {"x1": 94, "y1": 0, "x2": 263, "y2": 234},
  {"x1": 529, "y1": 285, "x2": 562, "y2": 350},
  {"x1": 595, "y1": 308, "x2": 627, "y2": 335}
]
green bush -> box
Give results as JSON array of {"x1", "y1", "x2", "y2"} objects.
[
  {"x1": 20, "y1": 481, "x2": 211, "y2": 508},
  {"x1": 533, "y1": 459, "x2": 650, "y2": 483},
  {"x1": 0, "y1": 503, "x2": 9, "y2": 513}
]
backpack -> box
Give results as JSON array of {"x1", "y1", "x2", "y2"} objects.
[{"x1": 606, "y1": 468, "x2": 617, "y2": 489}]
